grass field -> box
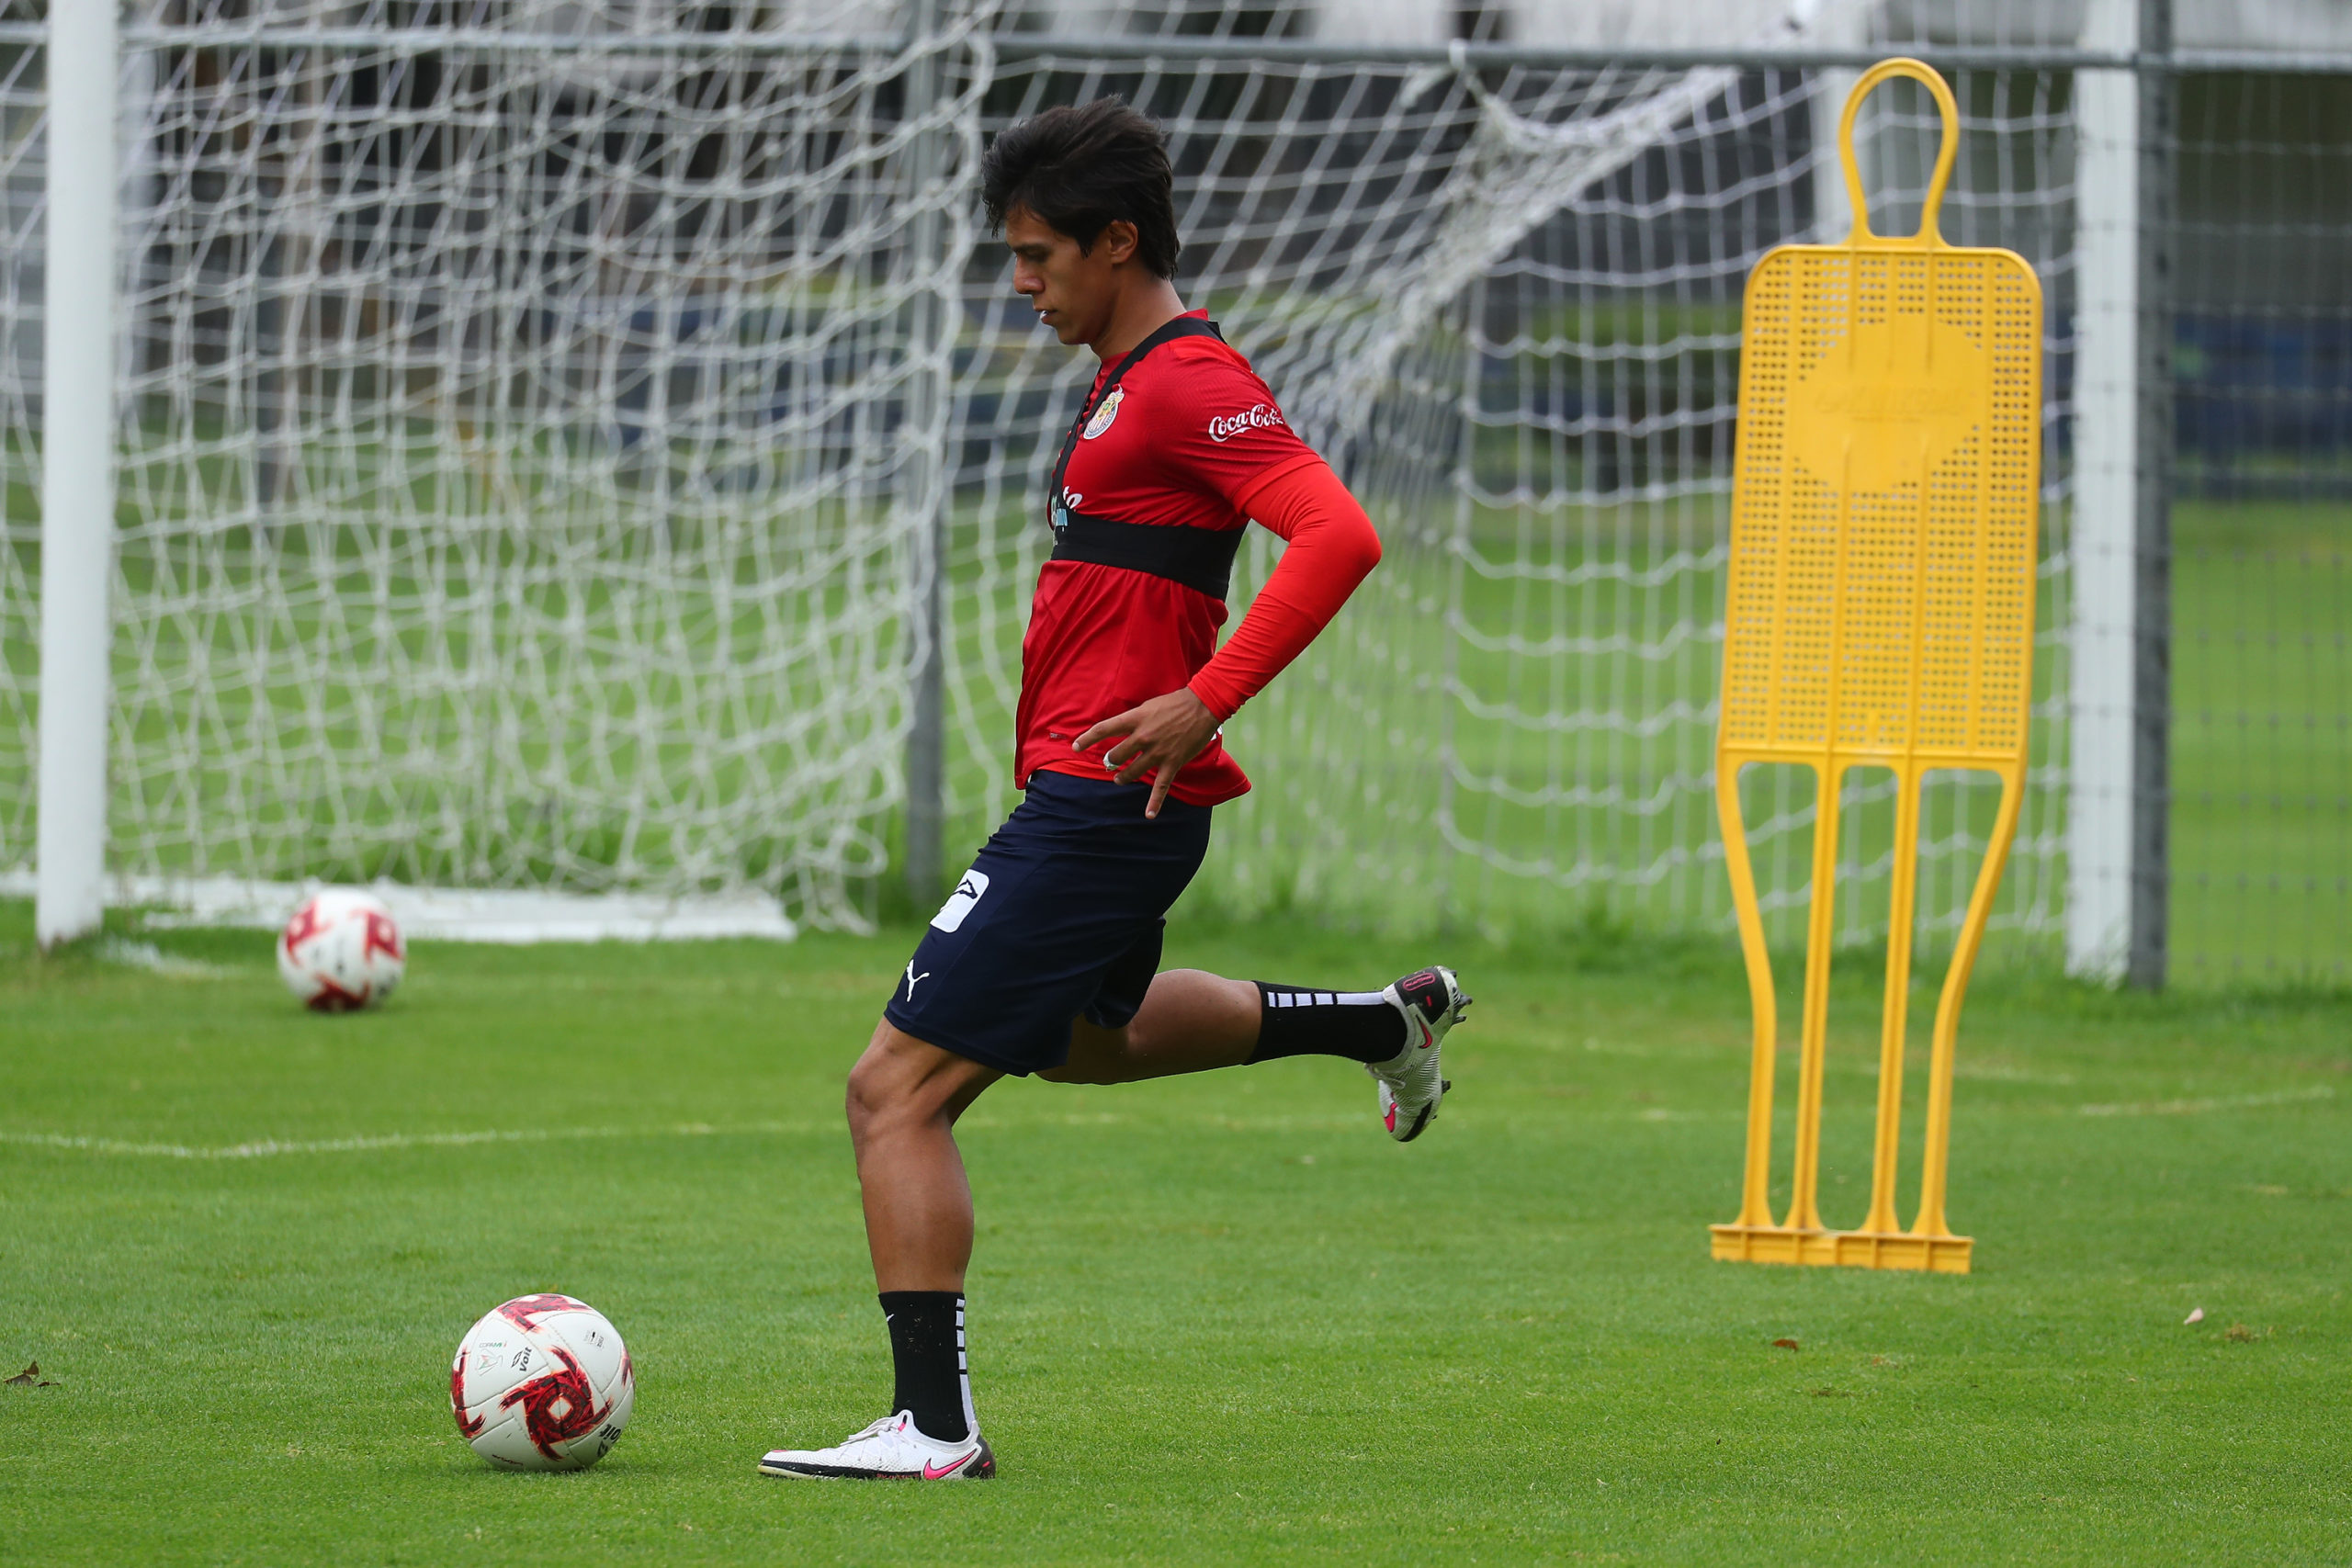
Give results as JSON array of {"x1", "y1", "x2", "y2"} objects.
[
  {"x1": 2169, "y1": 501, "x2": 2352, "y2": 984},
  {"x1": 4, "y1": 898, "x2": 2347, "y2": 1563}
]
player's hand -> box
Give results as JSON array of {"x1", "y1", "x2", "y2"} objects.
[{"x1": 1074, "y1": 687, "x2": 1221, "y2": 820}]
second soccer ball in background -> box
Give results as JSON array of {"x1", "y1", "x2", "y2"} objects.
[{"x1": 277, "y1": 888, "x2": 405, "y2": 1011}]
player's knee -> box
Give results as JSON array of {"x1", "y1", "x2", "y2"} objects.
[
  {"x1": 842, "y1": 1066, "x2": 875, "y2": 1141},
  {"x1": 843, "y1": 1049, "x2": 903, "y2": 1144},
  {"x1": 845, "y1": 1030, "x2": 971, "y2": 1144}
]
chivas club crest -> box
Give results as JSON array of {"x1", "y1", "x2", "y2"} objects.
[{"x1": 1080, "y1": 387, "x2": 1125, "y2": 439}]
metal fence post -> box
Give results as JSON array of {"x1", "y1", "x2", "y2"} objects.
[
  {"x1": 902, "y1": 0, "x2": 948, "y2": 910},
  {"x1": 2124, "y1": 0, "x2": 2175, "y2": 991}
]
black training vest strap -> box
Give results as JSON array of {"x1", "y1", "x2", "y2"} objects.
[
  {"x1": 1046, "y1": 315, "x2": 1244, "y2": 602},
  {"x1": 1047, "y1": 315, "x2": 1223, "y2": 513},
  {"x1": 1048, "y1": 514, "x2": 1248, "y2": 601}
]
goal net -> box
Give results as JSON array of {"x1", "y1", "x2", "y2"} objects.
[
  {"x1": 4, "y1": 0, "x2": 989, "y2": 931},
  {"x1": 1, "y1": 0, "x2": 2077, "y2": 944}
]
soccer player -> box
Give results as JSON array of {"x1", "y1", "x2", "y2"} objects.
[{"x1": 758, "y1": 98, "x2": 1473, "y2": 1483}]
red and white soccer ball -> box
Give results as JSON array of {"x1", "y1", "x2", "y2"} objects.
[
  {"x1": 451, "y1": 1294, "x2": 636, "y2": 1472},
  {"x1": 277, "y1": 889, "x2": 404, "y2": 1011}
]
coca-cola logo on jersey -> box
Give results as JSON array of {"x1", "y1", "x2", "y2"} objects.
[{"x1": 1206, "y1": 403, "x2": 1286, "y2": 443}]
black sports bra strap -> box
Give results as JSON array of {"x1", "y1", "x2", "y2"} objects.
[{"x1": 1047, "y1": 314, "x2": 1224, "y2": 525}]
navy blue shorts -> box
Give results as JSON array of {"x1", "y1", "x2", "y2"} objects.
[{"x1": 884, "y1": 771, "x2": 1214, "y2": 1077}]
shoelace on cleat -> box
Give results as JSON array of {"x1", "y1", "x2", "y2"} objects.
[{"x1": 829, "y1": 1417, "x2": 898, "y2": 1451}]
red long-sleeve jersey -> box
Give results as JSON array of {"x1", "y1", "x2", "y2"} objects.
[{"x1": 1017, "y1": 310, "x2": 1381, "y2": 806}]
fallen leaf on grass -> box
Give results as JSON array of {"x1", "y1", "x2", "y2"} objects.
[
  {"x1": 1772, "y1": 1338, "x2": 1800, "y2": 1351},
  {"x1": 2183, "y1": 1307, "x2": 2204, "y2": 1325}
]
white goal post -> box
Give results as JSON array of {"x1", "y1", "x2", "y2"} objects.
[{"x1": 31, "y1": 0, "x2": 118, "y2": 948}]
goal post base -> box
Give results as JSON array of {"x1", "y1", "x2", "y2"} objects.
[
  {"x1": 1710, "y1": 1223, "x2": 1973, "y2": 1275},
  {"x1": 0, "y1": 871, "x2": 797, "y2": 945}
]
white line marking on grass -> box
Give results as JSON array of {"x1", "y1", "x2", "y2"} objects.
[
  {"x1": 96, "y1": 937, "x2": 233, "y2": 979},
  {"x1": 0, "y1": 1121, "x2": 824, "y2": 1159},
  {"x1": 2075, "y1": 1086, "x2": 2336, "y2": 1118},
  {"x1": 1954, "y1": 1063, "x2": 2077, "y2": 1086}
]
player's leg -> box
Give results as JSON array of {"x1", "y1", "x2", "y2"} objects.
[
  {"x1": 1044, "y1": 966, "x2": 1258, "y2": 1080},
  {"x1": 1046, "y1": 939, "x2": 1473, "y2": 1143},
  {"x1": 844, "y1": 1025, "x2": 997, "y2": 1458},
  {"x1": 845, "y1": 1019, "x2": 999, "y2": 1293},
  {"x1": 763, "y1": 773, "x2": 1203, "y2": 1481},
  {"x1": 759, "y1": 1021, "x2": 1000, "y2": 1482}
]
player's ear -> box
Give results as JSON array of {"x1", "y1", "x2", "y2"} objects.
[{"x1": 1097, "y1": 220, "x2": 1139, "y2": 267}]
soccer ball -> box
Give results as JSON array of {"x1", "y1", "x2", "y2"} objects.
[
  {"x1": 450, "y1": 1294, "x2": 636, "y2": 1472},
  {"x1": 277, "y1": 889, "x2": 404, "y2": 1011}
]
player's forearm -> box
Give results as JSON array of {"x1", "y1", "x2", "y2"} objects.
[{"x1": 1187, "y1": 460, "x2": 1381, "y2": 721}]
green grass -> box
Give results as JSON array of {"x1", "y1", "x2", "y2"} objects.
[
  {"x1": 2170, "y1": 502, "x2": 2352, "y2": 983},
  {"x1": 4, "y1": 900, "x2": 2348, "y2": 1562}
]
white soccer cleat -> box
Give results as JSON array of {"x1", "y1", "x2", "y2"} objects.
[
  {"x1": 757, "y1": 1411, "x2": 996, "y2": 1482},
  {"x1": 1369, "y1": 965, "x2": 1470, "y2": 1143}
]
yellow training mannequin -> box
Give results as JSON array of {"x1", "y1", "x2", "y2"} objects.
[{"x1": 1709, "y1": 58, "x2": 2043, "y2": 1274}]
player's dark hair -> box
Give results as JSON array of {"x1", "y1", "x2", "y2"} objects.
[{"x1": 980, "y1": 97, "x2": 1181, "y2": 279}]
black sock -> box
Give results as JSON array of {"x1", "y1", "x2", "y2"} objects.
[
  {"x1": 878, "y1": 1291, "x2": 972, "y2": 1443},
  {"x1": 1247, "y1": 983, "x2": 1407, "y2": 1065}
]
